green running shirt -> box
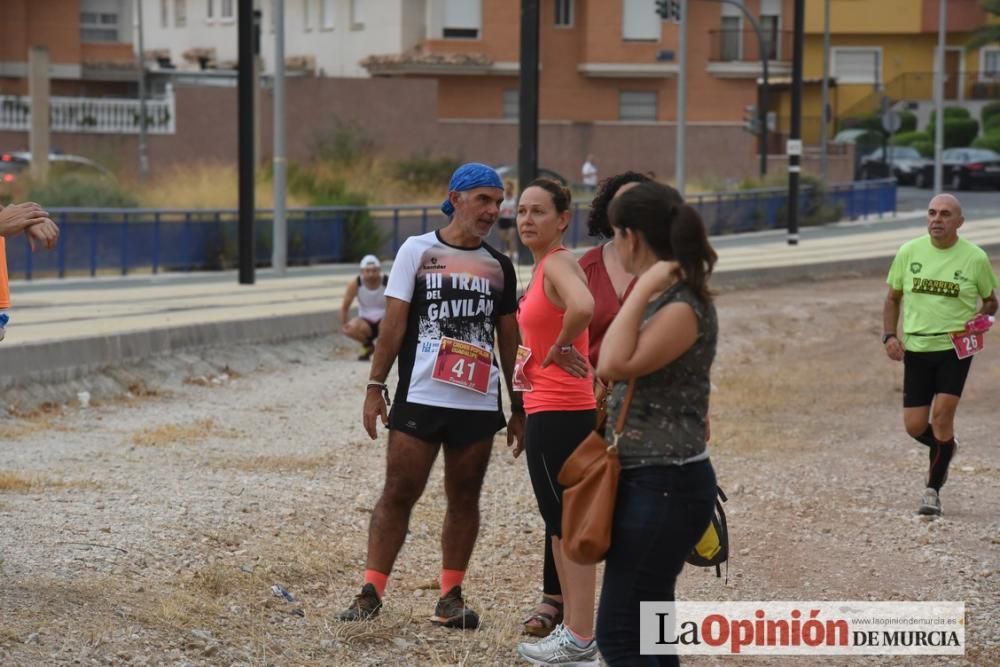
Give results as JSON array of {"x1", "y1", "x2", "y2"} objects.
[{"x1": 887, "y1": 236, "x2": 998, "y2": 352}]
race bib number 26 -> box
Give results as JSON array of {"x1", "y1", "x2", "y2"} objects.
[
  {"x1": 951, "y1": 331, "x2": 985, "y2": 360},
  {"x1": 431, "y1": 337, "x2": 492, "y2": 394}
]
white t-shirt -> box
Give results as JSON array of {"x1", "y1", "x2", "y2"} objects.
[
  {"x1": 499, "y1": 194, "x2": 517, "y2": 220},
  {"x1": 582, "y1": 160, "x2": 598, "y2": 187},
  {"x1": 385, "y1": 230, "x2": 517, "y2": 410}
]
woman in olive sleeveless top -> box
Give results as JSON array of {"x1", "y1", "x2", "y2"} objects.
[{"x1": 595, "y1": 181, "x2": 719, "y2": 666}]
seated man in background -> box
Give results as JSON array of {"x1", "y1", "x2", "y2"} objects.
[{"x1": 340, "y1": 254, "x2": 388, "y2": 360}]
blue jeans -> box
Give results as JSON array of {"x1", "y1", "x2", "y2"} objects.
[{"x1": 596, "y1": 460, "x2": 717, "y2": 666}]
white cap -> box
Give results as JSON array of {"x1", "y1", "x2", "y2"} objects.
[{"x1": 359, "y1": 254, "x2": 381, "y2": 269}]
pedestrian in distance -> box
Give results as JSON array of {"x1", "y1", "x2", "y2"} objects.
[
  {"x1": 0, "y1": 201, "x2": 59, "y2": 341},
  {"x1": 340, "y1": 254, "x2": 388, "y2": 361},
  {"x1": 521, "y1": 170, "x2": 651, "y2": 640},
  {"x1": 339, "y1": 163, "x2": 524, "y2": 630},
  {"x1": 512, "y1": 178, "x2": 600, "y2": 667},
  {"x1": 595, "y1": 181, "x2": 719, "y2": 666},
  {"x1": 581, "y1": 154, "x2": 598, "y2": 193},
  {"x1": 883, "y1": 193, "x2": 997, "y2": 517},
  {"x1": 497, "y1": 179, "x2": 519, "y2": 261}
]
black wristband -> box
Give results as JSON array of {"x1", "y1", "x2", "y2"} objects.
[{"x1": 881, "y1": 333, "x2": 897, "y2": 345}]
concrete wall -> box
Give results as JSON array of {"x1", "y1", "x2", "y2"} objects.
[{"x1": 0, "y1": 77, "x2": 855, "y2": 187}]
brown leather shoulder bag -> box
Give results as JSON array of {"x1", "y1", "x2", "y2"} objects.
[{"x1": 557, "y1": 380, "x2": 636, "y2": 564}]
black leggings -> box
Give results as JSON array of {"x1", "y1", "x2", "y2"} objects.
[{"x1": 524, "y1": 410, "x2": 597, "y2": 538}]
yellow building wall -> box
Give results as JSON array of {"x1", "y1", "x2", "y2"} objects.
[{"x1": 804, "y1": 0, "x2": 922, "y2": 34}]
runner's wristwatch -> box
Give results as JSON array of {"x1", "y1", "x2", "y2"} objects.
[{"x1": 881, "y1": 333, "x2": 897, "y2": 345}]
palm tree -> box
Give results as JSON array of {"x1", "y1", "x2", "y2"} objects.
[{"x1": 965, "y1": 0, "x2": 1000, "y2": 51}]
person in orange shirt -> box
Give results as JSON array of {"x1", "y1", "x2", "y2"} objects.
[
  {"x1": 513, "y1": 179, "x2": 599, "y2": 666},
  {"x1": 0, "y1": 201, "x2": 59, "y2": 339}
]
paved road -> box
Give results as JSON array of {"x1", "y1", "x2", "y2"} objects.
[{"x1": 896, "y1": 185, "x2": 1000, "y2": 218}]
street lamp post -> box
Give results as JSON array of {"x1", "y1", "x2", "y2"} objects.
[{"x1": 711, "y1": 0, "x2": 770, "y2": 178}]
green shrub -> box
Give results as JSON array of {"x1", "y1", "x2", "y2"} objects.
[
  {"x1": 984, "y1": 113, "x2": 1000, "y2": 133},
  {"x1": 285, "y1": 163, "x2": 385, "y2": 261},
  {"x1": 971, "y1": 132, "x2": 1000, "y2": 153},
  {"x1": 898, "y1": 110, "x2": 917, "y2": 133},
  {"x1": 911, "y1": 140, "x2": 934, "y2": 157},
  {"x1": 927, "y1": 107, "x2": 972, "y2": 127},
  {"x1": 392, "y1": 153, "x2": 462, "y2": 189},
  {"x1": 27, "y1": 173, "x2": 139, "y2": 207},
  {"x1": 927, "y1": 117, "x2": 981, "y2": 149},
  {"x1": 942, "y1": 118, "x2": 980, "y2": 148},
  {"x1": 890, "y1": 130, "x2": 931, "y2": 147},
  {"x1": 859, "y1": 114, "x2": 887, "y2": 135},
  {"x1": 981, "y1": 101, "x2": 1000, "y2": 128},
  {"x1": 312, "y1": 119, "x2": 375, "y2": 165}
]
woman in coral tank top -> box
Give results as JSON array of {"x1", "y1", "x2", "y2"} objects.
[{"x1": 513, "y1": 179, "x2": 601, "y2": 665}]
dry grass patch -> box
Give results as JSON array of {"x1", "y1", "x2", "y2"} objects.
[
  {"x1": 0, "y1": 471, "x2": 99, "y2": 493},
  {"x1": 3, "y1": 402, "x2": 69, "y2": 440},
  {"x1": 223, "y1": 451, "x2": 341, "y2": 473},
  {"x1": 129, "y1": 418, "x2": 240, "y2": 447}
]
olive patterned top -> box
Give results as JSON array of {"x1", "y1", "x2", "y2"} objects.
[{"x1": 606, "y1": 281, "x2": 717, "y2": 468}]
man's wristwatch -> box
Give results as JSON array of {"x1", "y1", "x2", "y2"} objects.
[{"x1": 881, "y1": 333, "x2": 897, "y2": 345}]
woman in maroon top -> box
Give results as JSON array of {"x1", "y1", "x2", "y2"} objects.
[{"x1": 521, "y1": 171, "x2": 651, "y2": 638}]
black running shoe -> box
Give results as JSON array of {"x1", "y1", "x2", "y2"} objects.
[
  {"x1": 358, "y1": 345, "x2": 374, "y2": 361},
  {"x1": 337, "y1": 583, "x2": 382, "y2": 621},
  {"x1": 431, "y1": 586, "x2": 480, "y2": 629}
]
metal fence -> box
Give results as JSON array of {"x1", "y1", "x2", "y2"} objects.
[{"x1": 5, "y1": 179, "x2": 896, "y2": 280}]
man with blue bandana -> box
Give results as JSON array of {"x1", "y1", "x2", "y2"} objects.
[{"x1": 339, "y1": 163, "x2": 524, "y2": 629}]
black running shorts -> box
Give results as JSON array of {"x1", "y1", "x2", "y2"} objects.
[
  {"x1": 388, "y1": 398, "x2": 507, "y2": 448},
  {"x1": 902, "y1": 349, "x2": 974, "y2": 408}
]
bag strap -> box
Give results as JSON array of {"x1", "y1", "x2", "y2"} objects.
[{"x1": 610, "y1": 379, "x2": 637, "y2": 451}]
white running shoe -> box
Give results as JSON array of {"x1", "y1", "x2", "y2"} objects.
[
  {"x1": 918, "y1": 487, "x2": 942, "y2": 516},
  {"x1": 516, "y1": 624, "x2": 600, "y2": 666}
]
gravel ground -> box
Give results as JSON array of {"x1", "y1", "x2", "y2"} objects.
[{"x1": 1, "y1": 274, "x2": 997, "y2": 666}]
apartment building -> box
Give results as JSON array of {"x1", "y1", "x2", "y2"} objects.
[
  {"x1": 363, "y1": 0, "x2": 792, "y2": 125},
  {"x1": 145, "y1": 0, "x2": 425, "y2": 78},
  {"x1": 794, "y1": 0, "x2": 996, "y2": 141},
  {"x1": 0, "y1": 0, "x2": 137, "y2": 96}
]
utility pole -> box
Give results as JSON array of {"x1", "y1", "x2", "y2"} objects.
[
  {"x1": 710, "y1": 0, "x2": 769, "y2": 177},
  {"x1": 272, "y1": 0, "x2": 287, "y2": 275},
  {"x1": 819, "y1": 0, "x2": 831, "y2": 183},
  {"x1": 28, "y1": 47, "x2": 50, "y2": 183},
  {"x1": 517, "y1": 0, "x2": 540, "y2": 265},
  {"x1": 933, "y1": 0, "x2": 946, "y2": 193},
  {"x1": 238, "y1": 0, "x2": 255, "y2": 284},
  {"x1": 135, "y1": 0, "x2": 150, "y2": 180},
  {"x1": 787, "y1": 0, "x2": 804, "y2": 246},
  {"x1": 675, "y1": 0, "x2": 688, "y2": 196}
]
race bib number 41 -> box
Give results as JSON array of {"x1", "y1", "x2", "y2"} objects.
[
  {"x1": 951, "y1": 331, "x2": 985, "y2": 360},
  {"x1": 431, "y1": 337, "x2": 492, "y2": 394}
]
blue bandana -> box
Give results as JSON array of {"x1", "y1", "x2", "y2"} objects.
[{"x1": 441, "y1": 163, "x2": 504, "y2": 219}]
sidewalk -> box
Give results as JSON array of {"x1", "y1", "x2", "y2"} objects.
[{"x1": 4, "y1": 212, "x2": 1000, "y2": 389}]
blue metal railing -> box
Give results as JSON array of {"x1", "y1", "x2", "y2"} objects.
[{"x1": 5, "y1": 180, "x2": 896, "y2": 280}]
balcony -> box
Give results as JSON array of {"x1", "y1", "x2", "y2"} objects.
[
  {"x1": 361, "y1": 48, "x2": 518, "y2": 77},
  {"x1": 706, "y1": 29, "x2": 792, "y2": 79}
]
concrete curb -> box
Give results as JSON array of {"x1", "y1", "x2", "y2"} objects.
[{"x1": 0, "y1": 310, "x2": 336, "y2": 391}]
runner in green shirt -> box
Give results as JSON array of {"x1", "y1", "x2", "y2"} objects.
[{"x1": 883, "y1": 193, "x2": 998, "y2": 516}]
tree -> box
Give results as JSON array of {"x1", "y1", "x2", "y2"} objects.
[{"x1": 965, "y1": 0, "x2": 1000, "y2": 51}]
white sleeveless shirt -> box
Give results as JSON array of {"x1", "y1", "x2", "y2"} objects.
[{"x1": 357, "y1": 274, "x2": 388, "y2": 322}]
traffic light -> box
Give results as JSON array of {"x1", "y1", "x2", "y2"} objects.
[
  {"x1": 743, "y1": 105, "x2": 760, "y2": 135},
  {"x1": 655, "y1": 0, "x2": 682, "y2": 22}
]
